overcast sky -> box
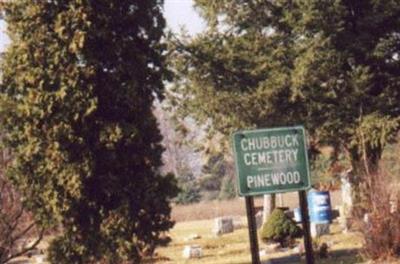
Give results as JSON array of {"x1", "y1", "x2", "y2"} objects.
[
  {"x1": 0, "y1": 0, "x2": 204, "y2": 52},
  {"x1": 164, "y1": 0, "x2": 205, "y2": 35}
]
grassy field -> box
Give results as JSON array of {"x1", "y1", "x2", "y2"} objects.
[
  {"x1": 154, "y1": 218, "x2": 365, "y2": 264},
  {"x1": 158, "y1": 191, "x2": 366, "y2": 263},
  {"x1": 10, "y1": 191, "x2": 392, "y2": 264},
  {"x1": 171, "y1": 192, "x2": 342, "y2": 222}
]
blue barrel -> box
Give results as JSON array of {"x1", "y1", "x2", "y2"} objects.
[{"x1": 307, "y1": 191, "x2": 332, "y2": 223}]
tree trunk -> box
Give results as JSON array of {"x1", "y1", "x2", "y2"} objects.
[
  {"x1": 263, "y1": 194, "x2": 276, "y2": 223},
  {"x1": 348, "y1": 145, "x2": 382, "y2": 217}
]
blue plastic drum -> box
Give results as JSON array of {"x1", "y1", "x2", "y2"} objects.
[{"x1": 307, "y1": 191, "x2": 332, "y2": 223}]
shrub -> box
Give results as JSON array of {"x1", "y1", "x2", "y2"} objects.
[
  {"x1": 360, "y1": 171, "x2": 400, "y2": 261},
  {"x1": 1, "y1": 1, "x2": 178, "y2": 262},
  {"x1": 175, "y1": 168, "x2": 202, "y2": 205},
  {"x1": 175, "y1": 184, "x2": 201, "y2": 205},
  {"x1": 218, "y1": 176, "x2": 237, "y2": 200},
  {"x1": 260, "y1": 208, "x2": 302, "y2": 247}
]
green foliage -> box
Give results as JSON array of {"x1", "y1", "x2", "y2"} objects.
[
  {"x1": 288, "y1": 1, "x2": 400, "y2": 166},
  {"x1": 381, "y1": 137, "x2": 400, "y2": 182},
  {"x1": 174, "y1": 167, "x2": 201, "y2": 205},
  {"x1": 169, "y1": 0, "x2": 400, "y2": 210},
  {"x1": 218, "y1": 176, "x2": 237, "y2": 200},
  {"x1": 175, "y1": 185, "x2": 201, "y2": 205},
  {"x1": 259, "y1": 209, "x2": 302, "y2": 247},
  {"x1": 199, "y1": 153, "x2": 225, "y2": 191},
  {"x1": 311, "y1": 154, "x2": 334, "y2": 185},
  {"x1": 0, "y1": 1, "x2": 177, "y2": 263},
  {"x1": 47, "y1": 235, "x2": 92, "y2": 264}
]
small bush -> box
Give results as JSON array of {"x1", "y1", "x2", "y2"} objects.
[
  {"x1": 260, "y1": 208, "x2": 302, "y2": 247},
  {"x1": 218, "y1": 177, "x2": 237, "y2": 200},
  {"x1": 175, "y1": 171, "x2": 201, "y2": 205},
  {"x1": 360, "y1": 171, "x2": 400, "y2": 261},
  {"x1": 174, "y1": 184, "x2": 201, "y2": 205}
]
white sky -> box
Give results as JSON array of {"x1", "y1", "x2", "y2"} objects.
[
  {"x1": 0, "y1": 0, "x2": 204, "y2": 52},
  {"x1": 164, "y1": 0, "x2": 205, "y2": 35},
  {"x1": 0, "y1": 20, "x2": 9, "y2": 51}
]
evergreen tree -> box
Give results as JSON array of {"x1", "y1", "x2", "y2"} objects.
[
  {"x1": 0, "y1": 1, "x2": 177, "y2": 263},
  {"x1": 169, "y1": 0, "x2": 400, "y2": 213},
  {"x1": 200, "y1": 153, "x2": 226, "y2": 192},
  {"x1": 174, "y1": 166, "x2": 201, "y2": 205},
  {"x1": 218, "y1": 176, "x2": 237, "y2": 200},
  {"x1": 288, "y1": 1, "x2": 400, "y2": 208}
]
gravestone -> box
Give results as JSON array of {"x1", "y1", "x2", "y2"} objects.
[
  {"x1": 255, "y1": 211, "x2": 263, "y2": 229},
  {"x1": 182, "y1": 245, "x2": 203, "y2": 259},
  {"x1": 212, "y1": 217, "x2": 234, "y2": 235},
  {"x1": 340, "y1": 169, "x2": 353, "y2": 215},
  {"x1": 310, "y1": 223, "x2": 330, "y2": 238},
  {"x1": 340, "y1": 169, "x2": 353, "y2": 231}
]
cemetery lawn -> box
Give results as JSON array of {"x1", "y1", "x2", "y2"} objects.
[{"x1": 153, "y1": 219, "x2": 366, "y2": 264}]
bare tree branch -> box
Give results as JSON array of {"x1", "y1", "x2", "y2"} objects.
[
  {"x1": 0, "y1": 148, "x2": 45, "y2": 264},
  {"x1": 3, "y1": 228, "x2": 45, "y2": 264}
]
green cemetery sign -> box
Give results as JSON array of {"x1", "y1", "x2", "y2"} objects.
[{"x1": 232, "y1": 126, "x2": 311, "y2": 196}]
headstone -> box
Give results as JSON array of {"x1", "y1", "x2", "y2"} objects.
[
  {"x1": 212, "y1": 217, "x2": 234, "y2": 235},
  {"x1": 340, "y1": 169, "x2": 353, "y2": 217},
  {"x1": 255, "y1": 211, "x2": 263, "y2": 229},
  {"x1": 310, "y1": 223, "x2": 330, "y2": 238},
  {"x1": 182, "y1": 245, "x2": 203, "y2": 259},
  {"x1": 340, "y1": 169, "x2": 354, "y2": 232},
  {"x1": 337, "y1": 205, "x2": 351, "y2": 231}
]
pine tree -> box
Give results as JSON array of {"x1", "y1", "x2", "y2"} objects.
[
  {"x1": 0, "y1": 1, "x2": 177, "y2": 263},
  {"x1": 283, "y1": 0, "x2": 400, "y2": 212},
  {"x1": 169, "y1": 0, "x2": 400, "y2": 213},
  {"x1": 174, "y1": 166, "x2": 201, "y2": 205}
]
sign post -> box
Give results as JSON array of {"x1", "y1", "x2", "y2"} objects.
[
  {"x1": 245, "y1": 196, "x2": 261, "y2": 264},
  {"x1": 232, "y1": 126, "x2": 313, "y2": 264},
  {"x1": 299, "y1": 190, "x2": 315, "y2": 264}
]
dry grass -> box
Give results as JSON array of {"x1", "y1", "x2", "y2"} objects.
[
  {"x1": 172, "y1": 191, "x2": 342, "y2": 222},
  {"x1": 154, "y1": 218, "x2": 264, "y2": 264},
  {"x1": 10, "y1": 191, "x2": 350, "y2": 264},
  {"x1": 172, "y1": 198, "x2": 251, "y2": 223},
  {"x1": 161, "y1": 191, "x2": 365, "y2": 264},
  {"x1": 154, "y1": 218, "x2": 365, "y2": 264}
]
